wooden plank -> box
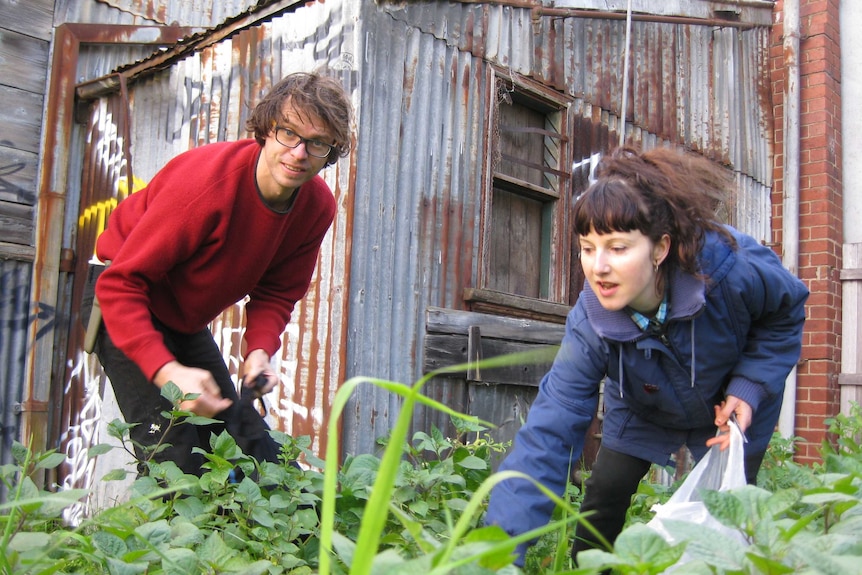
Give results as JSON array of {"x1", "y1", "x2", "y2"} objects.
[
  {"x1": 0, "y1": 199, "x2": 34, "y2": 245},
  {"x1": 0, "y1": 29, "x2": 50, "y2": 93},
  {"x1": 0, "y1": 0, "x2": 54, "y2": 41},
  {"x1": 488, "y1": 187, "x2": 544, "y2": 297},
  {"x1": 0, "y1": 240, "x2": 35, "y2": 261},
  {"x1": 468, "y1": 383, "x2": 539, "y2": 471},
  {"x1": 838, "y1": 374, "x2": 862, "y2": 385},
  {"x1": 426, "y1": 305, "x2": 566, "y2": 340},
  {"x1": 463, "y1": 288, "x2": 570, "y2": 322},
  {"x1": 0, "y1": 85, "x2": 45, "y2": 153},
  {"x1": 0, "y1": 145, "x2": 38, "y2": 205},
  {"x1": 841, "y1": 243, "x2": 862, "y2": 414},
  {"x1": 424, "y1": 333, "x2": 555, "y2": 386},
  {"x1": 840, "y1": 268, "x2": 862, "y2": 281}
]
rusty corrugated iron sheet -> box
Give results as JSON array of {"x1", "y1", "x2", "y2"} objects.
[
  {"x1": 344, "y1": 1, "x2": 775, "y2": 455},
  {"x1": 383, "y1": 1, "x2": 773, "y2": 183},
  {"x1": 50, "y1": 0, "x2": 777, "y2": 483},
  {"x1": 94, "y1": 0, "x2": 269, "y2": 28},
  {"x1": 0, "y1": 260, "x2": 32, "y2": 477}
]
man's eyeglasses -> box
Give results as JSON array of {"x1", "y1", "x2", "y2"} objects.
[{"x1": 273, "y1": 127, "x2": 334, "y2": 158}]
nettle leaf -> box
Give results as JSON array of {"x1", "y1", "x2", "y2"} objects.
[
  {"x1": 801, "y1": 491, "x2": 858, "y2": 506},
  {"x1": 831, "y1": 511, "x2": 862, "y2": 535},
  {"x1": 106, "y1": 557, "x2": 149, "y2": 575},
  {"x1": 409, "y1": 499, "x2": 430, "y2": 517},
  {"x1": 614, "y1": 523, "x2": 684, "y2": 572},
  {"x1": 211, "y1": 430, "x2": 242, "y2": 457},
  {"x1": 269, "y1": 492, "x2": 296, "y2": 510},
  {"x1": 576, "y1": 549, "x2": 624, "y2": 571},
  {"x1": 106, "y1": 419, "x2": 138, "y2": 441},
  {"x1": 456, "y1": 455, "x2": 487, "y2": 471},
  {"x1": 412, "y1": 431, "x2": 438, "y2": 454},
  {"x1": 745, "y1": 553, "x2": 795, "y2": 575},
  {"x1": 130, "y1": 474, "x2": 160, "y2": 497},
  {"x1": 11, "y1": 441, "x2": 30, "y2": 464},
  {"x1": 36, "y1": 488, "x2": 90, "y2": 516},
  {"x1": 787, "y1": 539, "x2": 862, "y2": 575},
  {"x1": 659, "y1": 518, "x2": 748, "y2": 571},
  {"x1": 331, "y1": 531, "x2": 357, "y2": 568},
  {"x1": 161, "y1": 548, "x2": 199, "y2": 575},
  {"x1": 702, "y1": 489, "x2": 747, "y2": 529},
  {"x1": 763, "y1": 487, "x2": 801, "y2": 518},
  {"x1": 446, "y1": 497, "x2": 470, "y2": 512},
  {"x1": 803, "y1": 532, "x2": 862, "y2": 557},
  {"x1": 88, "y1": 443, "x2": 115, "y2": 458},
  {"x1": 292, "y1": 507, "x2": 320, "y2": 532},
  {"x1": 236, "y1": 476, "x2": 264, "y2": 501},
  {"x1": 460, "y1": 525, "x2": 521, "y2": 571},
  {"x1": 159, "y1": 382, "x2": 184, "y2": 404},
  {"x1": 239, "y1": 560, "x2": 284, "y2": 575},
  {"x1": 442, "y1": 473, "x2": 467, "y2": 489},
  {"x1": 251, "y1": 505, "x2": 276, "y2": 528},
  {"x1": 8, "y1": 531, "x2": 51, "y2": 552},
  {"x1": 664, "y1": 560, "x2": 716, "y2": 574},
  {"x1": 184, "y1": 415, "x2": 221, "y2": 426},
  {"x1": 169, "y1": 519, "x2": 205, "y2": 547},
  {"x1": 134, "y1": 519, "x2": 172, "y2": 547},
  {"x1": 341, "y1": 453, "x2": 380, "y2": 489},
  {"x1": 92, "y1": 530, "x2": 129, "y2": 557},
  {"x1": 17, "y1": 476, "x2": 40, "y2": 509},
  {"x1": 199, "y1": 531, "x2": 236, "y2": 568},
  {"x1": 35, "y1": 451, "x2": 67, "y2": 470}
]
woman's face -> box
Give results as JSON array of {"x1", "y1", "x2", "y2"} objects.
[{"x1": 578, "y1": 227, "x2": 670, "y2": 314}]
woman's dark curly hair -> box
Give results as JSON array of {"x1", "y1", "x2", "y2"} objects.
[
  {"x1": 573, "y1": 146, "x2": 735, "y2": 276},
  {"x1": 246, "y1": 71, "x2": 353, "y2": 166}
]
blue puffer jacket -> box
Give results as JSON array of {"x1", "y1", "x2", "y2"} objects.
[{"x1": 485, "y1": 226, "x2": 808, "y2": 555}]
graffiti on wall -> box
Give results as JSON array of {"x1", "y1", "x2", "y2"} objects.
[{"x1": 0, "y1": 159, "x2": 35, "y2": 205}]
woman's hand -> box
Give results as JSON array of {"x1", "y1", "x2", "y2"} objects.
[{"x1": 706, "y1": 396, "x2": 752, "y2": 451}]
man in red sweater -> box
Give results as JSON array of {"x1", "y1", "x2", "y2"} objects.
[{"x1": 92, "y1": 72, "x2": 353, "y2": 475}]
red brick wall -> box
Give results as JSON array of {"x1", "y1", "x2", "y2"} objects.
[{"x1": 770, "y1": 0, "x2": 842, "y2": 465}]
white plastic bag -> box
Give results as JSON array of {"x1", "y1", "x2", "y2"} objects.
[{"x1": 647, "y1": 421, "x2": 748, "y2": 552}]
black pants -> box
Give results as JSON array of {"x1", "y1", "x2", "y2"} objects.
[
  {"x1": 571, "y1": 445, "x2": 767, "y2": 564},
  {"x1": 95, "y1": 317, "x2": 278, "y2": 476},
  {"x1": 572, "y1": 448, "x2": 652, "y2": 562}
]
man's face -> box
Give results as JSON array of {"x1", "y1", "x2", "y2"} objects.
[{"x1": 256, "y1": 99, "x2": 333, "y2": 207}]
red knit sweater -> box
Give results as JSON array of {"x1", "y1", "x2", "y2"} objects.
[{"x1": 95, "y1": 139, "x2": 336, "y2": 381}]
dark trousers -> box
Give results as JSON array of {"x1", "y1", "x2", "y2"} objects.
[
  {"x1": 95, "y1": 317, "x2": 277, "y2": 476},
  {"x1": 572, "y1": 444, "x2": 767, "y2": 564},
  {"x1": 572, "y1": 448, "x2": 652, "y2": 562}
]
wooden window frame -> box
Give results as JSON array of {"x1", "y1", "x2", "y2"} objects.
[{"x1": 468, "y1": 70, "x2": 572, "y2": 322}]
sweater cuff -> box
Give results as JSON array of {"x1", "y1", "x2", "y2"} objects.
[
  {"x1": 244, "y1": 330, "x2": 279, "y2": 359},
  {"x1": 726, "y1": 376, "x2": 767, "y2": 413}
]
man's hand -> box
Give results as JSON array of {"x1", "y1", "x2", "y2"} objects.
[
  {"x1": 705, "y1": 396, "x2": 752, "y2": 451},
  {"x1": 242, "y1": 348, "x2": 278, "y2": 395},
  {"x1": 153, "y1": 360, "x2": 233, "y2": 418}
]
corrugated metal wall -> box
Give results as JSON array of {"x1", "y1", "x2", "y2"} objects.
[
  {"x1": 342, "y1": 2, "x2": 491, "y2": 455},
  {"x1": 342, "y1": 1, "x2": 775, "y2": 455},
  {"x1": 0, "y1": 261, "x2": 31, "y2": 478},
  {"x1": 43, "y1": 0, "x2": 777, "y2": 491},
  {"x1": 0, "y1": 0, "x2": 53, "y2": 474}
]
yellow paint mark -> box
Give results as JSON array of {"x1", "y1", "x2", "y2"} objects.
[{"x1": 78, "y1": 175, "x2": 148, "y2": 258}]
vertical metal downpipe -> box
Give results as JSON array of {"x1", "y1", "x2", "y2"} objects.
[{"x1": 778, "y1": 0, "x2": 801, "y2": 438}]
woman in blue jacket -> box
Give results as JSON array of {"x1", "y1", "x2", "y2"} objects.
[{"x1": 485, "y1": 146, "x2": 809, "y2": 566}]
